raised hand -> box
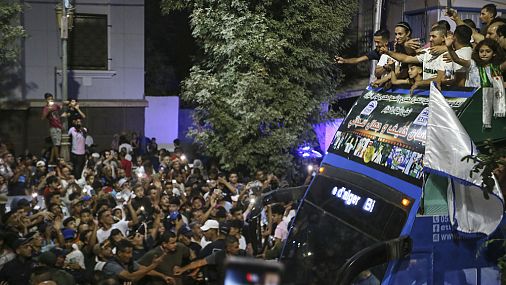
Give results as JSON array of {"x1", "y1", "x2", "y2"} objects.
[
  {"x1": 371, "y1": 79, "x2": 384, "y2": 88},
  {"x1": 405, "y1": 38, "x2": 421, "y2": 50},
  {"x1": 444, "y1": 33, "x2": 455, "y2": 48},
  {"x1": 40, "y1": 211, "x2": 55, "y2": 220},
  {"x1": 429, "y1": 45, "x2": 447, "y2": 56},
  {"x1": 334, "y1": 56, "x2": 346, "y2": 64},
  {"x1": 210, "y1": 195, "x2": 218, "y2": 208},
  {"x1": 217, "y1": 176, "x2": 227, "y2": 184},
  {"x1": 444, "y1": 8, "x2": 459, "y2": 21}
]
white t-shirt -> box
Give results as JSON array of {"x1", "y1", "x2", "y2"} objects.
[
  {"x1": 68, "y1": 127, "x2": 87, "y2": 155},
  {"x1": 97, "y1": 220, "x2": 130, "y2": 243},
  {"x1": 466, "y1": 60, "x2": 481, "y2": 88},
  {"x1": 274, "y1": 219, "x2": 289, "y2": 241},
  {"x1": 377, "y1": 54, "x2": 399, "y2": 68},
  {"x1": 65, "y1": 247, "x2": 85, "y2": 269},
  {"x1": 437, "y1": 46, "x2": 473, "y2": 81},
  {"x1": 453, "y1": 46, "x2": 473, "y2": 73},
  {"x1": 85, "y1": 135, "x2": 94, "y2": 147},
  {"x1": 416, "y1": 48, "x2": 447, "y2": 80},
  {"x1": 238, "y1": 235, "x2": 247, "y2": 250},
  {"x1": 118, "y1": 143, "x2": 133, "y2": 154},
  {"x1": 200, "y1": 236, "x2": 211, "y2": 249}
]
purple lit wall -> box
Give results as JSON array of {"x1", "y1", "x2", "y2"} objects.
[
  {"x1": 313, "y1": 118, "x2": 343, "y2": 153},
  {"x1": 145, "y1": 96, "x2": 179, "y2": 145}
]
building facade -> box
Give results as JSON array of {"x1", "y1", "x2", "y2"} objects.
[{"x1": 0, "y1": 0, "x2": 146, "y2": 154}]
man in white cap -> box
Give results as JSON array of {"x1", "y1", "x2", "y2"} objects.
[
  {"x1": 31, "y1": 161, "x2": 48, "y2": 193},
  {"x1": 36, "y1": 161, "x2": 45, "y2": 168},
  {"x1": 198, "y1": 219, "x2": 225, "y2": 258},
  {"x1": 200, "y1": 217, "x2": 220, "y2": 248}
]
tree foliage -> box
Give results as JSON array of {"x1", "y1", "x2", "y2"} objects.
[
  {"x1": 0, "y1": 0, "x2": 25, "y2": 64},
  {"x1": 463, "y1": 141, "x2": 506, "y2": 199},
  {"x1": 161, "y1": 0, "x2": 357, "y2": 175},
  {"x1": 469, "y1": 141, "x2": 506, "y2": 281}
]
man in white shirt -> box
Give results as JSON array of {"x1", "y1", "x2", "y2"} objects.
[
  {"x1": 443, "y1": 25, "x2": 473, "y2": 87},
  {"x1": 381, "y1": 26, "x2": 451, "y2": 91},
  {"x1": 118, "y1": 140, "x2": 133, "y2": 154},
  {"x1": 96, "y1": 202, "x2": 138, "y2": 243},
  {"x1": 68, "y1": 118, "x2": 87, "y2": 179}
]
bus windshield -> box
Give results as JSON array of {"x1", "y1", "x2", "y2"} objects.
[{"x1": 280, "y1": 166, "x2": 413, "y2": 284}]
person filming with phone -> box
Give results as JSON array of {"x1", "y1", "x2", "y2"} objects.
[{"x1": 41, "y1": 92, "x2": 64, "y2": 164}]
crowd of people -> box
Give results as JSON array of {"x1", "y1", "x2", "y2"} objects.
[
  {"x1": 338, "y1": 4, "x2": 506, "y2": 128},
  {"x1": 1, "y1": 4, "x2": 506, "y2": 285},
  {"x1": 0, "y1": 93, "x2": 303, "y2": 284}
]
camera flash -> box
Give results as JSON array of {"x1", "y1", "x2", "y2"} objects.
[
  {"x1": 140, "y1": 206, "x2": 145, "y2": 212},
  {"x1": 307, "y1": 165, "x2": 313, "y2": 172},
  {"x1": 180, "y1": 155, "x2": 186, "y2": 161},
  {"x1": 32, "y1": 192, "x2": 38, "y2": 198}
]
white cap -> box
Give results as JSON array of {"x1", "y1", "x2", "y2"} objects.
[
  {"x1": 36, "y1": 161, "x2": 46, "y2": 167},
  {"x1": 231, "y1": 195, "x2": 239, "y2": 202},
  {"x1": 172, "y1": 188, "x2": 181, "y2": 197},
  {"x1": 117, "y1": 178, "x2": 128, "y2": 188},
  {"x1": 91, "y1": 153, "x2": 100, "y2": 159},
  {"x1": 200, "y1": 219, "x2": 219, "y2": 231}
]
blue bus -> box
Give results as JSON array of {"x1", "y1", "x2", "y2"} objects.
[{"x1": 279, "y1": 86, "x2": 506, "y2": 285}]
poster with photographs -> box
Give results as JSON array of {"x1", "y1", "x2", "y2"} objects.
[{"x1": 329, "y1": 89, "x2": 468, "y2": 186}]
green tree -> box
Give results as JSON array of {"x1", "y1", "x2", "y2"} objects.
[
  {"x1": 0, "y1": 0, "x2": 25, "y2": 64},
  {"x1": 161, "y1": 0, "x2": 357, "y2": 175}
]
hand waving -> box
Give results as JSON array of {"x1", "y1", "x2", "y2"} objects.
[
  {"x1": 405, "y1": 38, "x2": 421, "y2": 50},
  {"x1": 444, "y1": 33, "x2": 454, "y2": 48}
]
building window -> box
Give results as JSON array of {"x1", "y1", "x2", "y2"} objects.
[
  {"x1": 360, "y1": 0, "x2": 375, "y2": 55},
  {"x1": 69, "y1": 14, "x2": 108, "y2": 70}
]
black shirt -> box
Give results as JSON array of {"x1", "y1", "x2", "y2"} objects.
[
  {"x1": 0, "y1": 256, "x2": 35, "y2": 285},
  {"x1": 68, "y1": 108, "x2": 83, "y2": 128},
  {"x1": 366, "y1": 42, "x2": 395, "y2": 61},
  {"x1": 188, "y1": 241, "x2": 201, "y2": 257},
  {"x1": 199, "y1": 238, "x2": 225, "y2": 258}
]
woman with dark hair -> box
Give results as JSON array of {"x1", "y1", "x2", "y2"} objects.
[
  {"x1": 394, "y1": 21, "x2": 420, "y2": 55},
  {"x1": 393, "y1": 21, "x2": 420, "y2": 80}
]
